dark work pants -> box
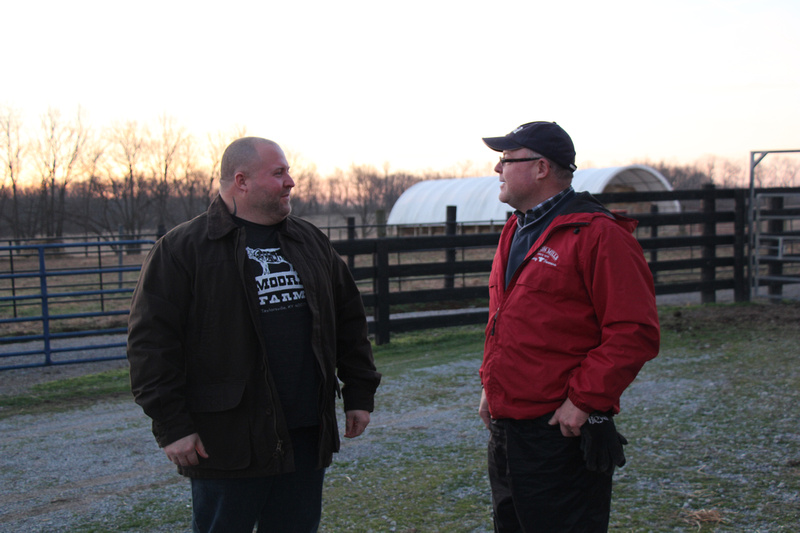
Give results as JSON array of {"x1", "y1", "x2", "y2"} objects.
[
  {"x1": 488, "y1": 416, "x2": 613, "y2": 533},
  {"x1": 191, "y1": 427, "x2": 324, "y2": 533}
]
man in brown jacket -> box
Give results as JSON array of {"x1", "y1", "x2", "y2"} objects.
[{"x1": 127, "y1": 137, "x2": 380, "y2": 532}]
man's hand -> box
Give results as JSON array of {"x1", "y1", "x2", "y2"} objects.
[
  {"x1": 345, "y1": 410, "x2": 371, "y2": 438},
  {"x1": 548, "y1": 397, "x2": 590, "y2": 437},
  {"x1": 579, "y1": 412, "x2": 628, "y2": 475},
  {"x1": 479, "y1": 388, "x2": 491, "y2": 429},
  {"x1": 163, "y1": 433, "x2": 208, "y2": 467}
]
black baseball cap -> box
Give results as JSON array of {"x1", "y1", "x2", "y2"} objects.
[{"x1": 482, "y1": 121, "x2": 577, "y2": 171}]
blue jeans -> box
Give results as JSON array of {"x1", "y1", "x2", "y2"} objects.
[{"x1": 191, "y1": 428, "x2": 325, "y2": 533}]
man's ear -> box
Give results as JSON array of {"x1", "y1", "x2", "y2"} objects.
[
  {"x1": 234, "y1": 171, "x2": 248, "y2": 192},
  {"x1": 533, "y1": 158, "x2": 550, "y2": 181}
]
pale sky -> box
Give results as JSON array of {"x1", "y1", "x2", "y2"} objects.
[{"x1": 3, "y1": 0, "x2": 799, "y2": 176}]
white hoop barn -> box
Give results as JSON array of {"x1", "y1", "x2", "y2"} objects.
[{"x1": 387, "y1": 165, "x2": 679, "y2": 233}]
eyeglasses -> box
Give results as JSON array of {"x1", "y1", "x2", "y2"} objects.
[{"x1": 499, "y1": 157, "x2": 542, "y2": 166}]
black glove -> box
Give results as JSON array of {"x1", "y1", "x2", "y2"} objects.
[{"x1": 580, "y1": 412, "x2": 628, "y2": 476}]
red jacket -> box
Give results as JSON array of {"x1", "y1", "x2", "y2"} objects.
[{"x1": 481, "y1": 193, "x2": 660, "y2": 420}]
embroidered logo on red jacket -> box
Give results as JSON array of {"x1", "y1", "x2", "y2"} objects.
[{"x1": 533, "y1": 246, "x2": 559, "y2": 267}]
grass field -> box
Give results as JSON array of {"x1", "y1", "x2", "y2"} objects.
[{"x1": 1, "y1": 302, "x2": 799, "y2": 531}]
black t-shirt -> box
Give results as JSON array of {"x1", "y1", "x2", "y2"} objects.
[{"x1": 236, "y1": 217, "x2": 320, "y2": 429}]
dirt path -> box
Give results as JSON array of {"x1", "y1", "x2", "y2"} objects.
[{"x1": 0, "y1": 396, "x2": 188, "y2": 532}]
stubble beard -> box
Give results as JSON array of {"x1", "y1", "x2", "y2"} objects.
[
  {"x1": 259, "y1": 195, "x2": 292, "y2": 224},
  {"x1": 276, "y1": 196, "x2": 292, "y2": 220}
]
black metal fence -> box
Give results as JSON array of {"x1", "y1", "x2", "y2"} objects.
[
  {"x1": 338, "y1": 186, "x2": 800, "y2": 343},
  {"x1": 2, "y1": 186, "x2": 799, "y2": 369}
]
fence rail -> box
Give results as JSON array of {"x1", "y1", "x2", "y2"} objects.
[
  {"x1": 2, "y1": 187, "x2": 800, "y2": 369},
  {"x1": 752, "y1": 192, "x2": 800, "y2": 300},
  {"x1": 0, "y1": 241, "x2": 152, "y2": 371}
]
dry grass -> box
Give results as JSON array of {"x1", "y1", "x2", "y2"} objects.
[{"x1": 682, "y1": 508, "x2": 726, "y2": 527}]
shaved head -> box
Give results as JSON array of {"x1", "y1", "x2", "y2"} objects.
[
  {"x1": 217, "y1": 137, "x2": 293, "y2": 225},
  {"x1": 220, "y1": 137, "x2": 279, "y2": 184}
]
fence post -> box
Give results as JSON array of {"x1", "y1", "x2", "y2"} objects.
[
  {"x1": 768, "y1": 195, "x2": 785, "y2": 301},
  {"x1": 118, "y1": 226, "x2": 125, "y2": 287},
  {"x1": 8, "y1": 245, "x2": 18, "y2": 318},
  {"x1": 701, "y1": 184, "x2": 716, "y2": 303},
  {"x1": 37, "y1": 246, "x2": 53, "y2": 366},
  {"x1": 649, "y1": 204, "x2": 659, "y2": 284},
  {"x1": 733, "y1": 189, "x2": 748, "y2": 302},
  {"x1": 376, "y1": 209, "x2": 387, "y2": 238},
  {"x1": 347, "y1": 217, "x2": 356, "y2": 270},
  {"x1": 445, "y1": 206, "x2": 457, "y2": 289},
  {"x1": 97, "y1": 241, "x2": 106, "y2": 312},
  {"x1": 374, "y1": 239, "x2": 391, "y2": 345}
]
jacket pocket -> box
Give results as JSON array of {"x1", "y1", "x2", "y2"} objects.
[
  {"x1": 188, "y1": 381, "x2": 252, "y2": 470},
  {"x1": 188, "y1": 381, "x2": 247, "y2": 412}
]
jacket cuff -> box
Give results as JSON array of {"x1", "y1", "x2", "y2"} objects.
[
  {"x1": 153, "y1": 415, "x2": 197, "y2": 448},
  {"x1": 342, "y1": 386, "x2": 376, "y2": 413},
  {"x1": 567, "y1": 390, "x2": 597, "y2": 415}
]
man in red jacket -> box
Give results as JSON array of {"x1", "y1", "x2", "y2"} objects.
[{"x1": 478, "y1": 122, "x2": 660, "y2": 532}]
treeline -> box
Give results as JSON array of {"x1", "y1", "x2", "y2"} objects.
[
  {"x1": 1, "y1": 106, "x2": 798, "y2": 240},
  {"x1": 0, "y1": 107, "x2": 483, "y2": 240},
  {"x1": 642, "y1": 157, "x2": 798, "y2": 190}
]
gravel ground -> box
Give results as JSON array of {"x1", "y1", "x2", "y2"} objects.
[
  {"x1": 0, "y1": 355, "x2": 485, "y2": 532},
  {"x1": 0, "y1": 394, "x2": 187, "y2": 532},
  {"x1": 2, "y1": 289, "x2": 799, "y2": 532}
]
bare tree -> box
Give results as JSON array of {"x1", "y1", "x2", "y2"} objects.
[
  {"x1": 346, "y1": 164, "x2": 383, "y2": 235},
  {"x1": 718, "y1": 159, "x2": 745, "y2": 189},
  {"x1": 105, "y1": 120, "x2": 154, "y2": 237},
  {"x1": 206, "y1": 131, "x2": 227, "y2": 196},
  {"x1": 380, "y1": 163, "x2": 420, "y2": 213},
  {"x1": 323, "y1": 168, "x2": 349, "y2": 211},
  {"x1": 764, "y1": 157, "x2": 800, "y2": 187},
  {"x1": 0, "y1": 106, "x2": 27, "y2": 239},
  {"x1": 446, "y1": 159, "x2": 495, "y2": 178},
  {"x1": 642, "y1": 161, "x2": 712, "y2": 190},
  {"x1": 67, "y1": 136, "x2": 108, "y2": 237},
  {"x1": 318, "y1": 163, "x2": 423, "y2": 235},
  {"x1": 34, "y1": 106, "x2": 91, "y2": 237},
  {"x1": 693, "y1": 156, "x2": 746, "y2": 189},
  {"x1": 69, "y1": 175, "x2": 110, "y2": 237},
  {"x1": 151, "y1": 113, "x2": 189, "y2": 230},
  {"x1": 172, "y1": 136, "x2": 215, "y2": 223},
  {"x1": 205, "y1": 126, "x2": 248, "y2": 197},
  {"x1": 285, "y1": 149, "x2": 320, "y2": 216}
]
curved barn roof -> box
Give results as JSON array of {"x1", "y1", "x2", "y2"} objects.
[{"x1": 387, "y1": 164, "x2": 678, "y2": 225}]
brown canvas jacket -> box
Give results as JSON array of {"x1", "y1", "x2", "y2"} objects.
[{"x1": 127, "y1": 195, "x2": 380, "y2": 478}]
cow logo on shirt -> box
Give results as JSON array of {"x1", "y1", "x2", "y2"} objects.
[{"x1": 246, "y1": 247, "x2": 306, "y2": 310}]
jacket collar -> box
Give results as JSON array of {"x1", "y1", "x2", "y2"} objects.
[
  {"x1": 205, "y1": 194, "x2": 306, "y2": 243},
  {"x1": 560, "y1": 192, "x2": 639, "y2": 232},
  {"x1": 207, "y1": 195, "x2": 238, "y2": 240}
]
